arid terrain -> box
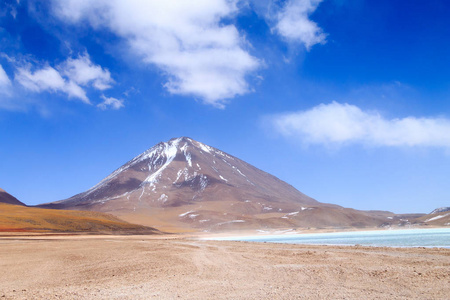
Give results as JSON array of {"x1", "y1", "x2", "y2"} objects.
[
  {"x1": 0, "y1": 203, "x2": 158, "y2": 234},
  {"x1": 0, "y1": 234, "x2": 449, "y2": 299}
]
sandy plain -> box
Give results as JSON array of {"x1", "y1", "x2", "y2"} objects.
[{"x1": 0, "y1": 234, "x2": 449, "y2": 299}]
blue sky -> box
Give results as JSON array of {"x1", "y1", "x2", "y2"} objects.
[{"x1": 1, "y1": 0, "x2": 449, "y2": 213}]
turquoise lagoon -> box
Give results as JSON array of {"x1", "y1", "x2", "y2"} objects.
[{"x1": 207, "y1": 228, "x2": 450, "y2": 248}]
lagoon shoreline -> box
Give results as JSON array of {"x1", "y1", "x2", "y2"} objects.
[{"x1": 201, "y1": 227, "x2": 450, "y2": 248}]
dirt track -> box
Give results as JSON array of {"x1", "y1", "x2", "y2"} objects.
[{"x1": 0, "y1": 235, "x2": 449, "y2": 299}]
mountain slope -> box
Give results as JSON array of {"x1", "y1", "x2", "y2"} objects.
[
  {"x1": 413, "y1": 208, "x2": 450, "y2": 227},
  {"x1": 40, "y1": 137, "x2": 390, "y2": 232},
  {"x1": 0, "y1": 188, "x2": 25, "y2": 206}
]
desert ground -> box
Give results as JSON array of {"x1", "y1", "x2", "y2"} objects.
[{"x1": 0, "y1": 234, "x2": 449, "y2": 299}]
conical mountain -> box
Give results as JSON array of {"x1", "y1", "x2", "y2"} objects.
[{"x1": 41, "y1": 137, "x2": 389, "y2": 232}]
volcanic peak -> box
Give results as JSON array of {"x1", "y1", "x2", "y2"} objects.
[
  {"x1": 40, "y1": 137, "x2": 400, "y2": 231},
  {"x1": 46, "y1": 136, "x2": 318, "y2": 211}
]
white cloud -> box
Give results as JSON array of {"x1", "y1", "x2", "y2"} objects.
[
  {"x1": 64, "y1": 80, "x2": 89, "y2": 102},
  {"x1": 60, "y1": 53, "x2": 113, "y2": 90},
  {"x1": 13, "y1": 54, "x2": 113, "y2": 104},
  {"x1": 0, "y1": 64, "x2": 11, "y2": 88},
  {"x1": 51, "y1": 0, "x2": 260, "y2": 107},
  {"x1": 15, "y1": 66, "x2": 65, "y2": 92},
  {"x1": 271, "y1": 102, "x2": 450, "y2": 148},
  {"x1": 15, "y1": 65, "x2": 89, "y2": 103},
  {"x1": 97, "y1": 95, "x2": 124, "y2": 110},
  {"x1": 274, "y1": 0, "x2": 326, "y2": 49},
  {"x1": 0, "y1": 64, "x2": 13, "y2": 101}
]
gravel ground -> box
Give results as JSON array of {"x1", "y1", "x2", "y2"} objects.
[{"x1": 0, "y1": 235, "x2": 449, "y2": 299}]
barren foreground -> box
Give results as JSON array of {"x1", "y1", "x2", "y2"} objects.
[{"x1": 0, "y1": 235, "x2": 449, "y2": 299}]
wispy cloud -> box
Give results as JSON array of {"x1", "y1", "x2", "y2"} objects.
[
  {"x1": 274, "y1": 0, "x2": 326, "y2": 50},
  {"x1": 51, "y1": 0, "x2": 260, "y2": 108},
  {"x1": 15, "y1": 65, "x2": 89, "y2": 102},
  {"x1": 13, "y1": 53, "x2": 114, "y2": 104},
  {"x1": 97, "y1": 95, "x2": 124, "y2": 110},
  {"x1": 49, "y1": 0, "x2": 326, "y2": 107},
  {"x1": 2, "y1": 1, "x2": 327, "y2": 110},
  {"x1": 60, "y1": 53, "x2": 114, "y2": 91},
  {"x1": 0, "y1": 64, "x2": 12, "y2": 89},
  {"x1": 271, "y1": 102, "x2": 450, "y2": 149}
]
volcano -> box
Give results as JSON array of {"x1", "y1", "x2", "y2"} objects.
[{"x1": 40, "y1": 137, "x2": 390, "y2": 232}]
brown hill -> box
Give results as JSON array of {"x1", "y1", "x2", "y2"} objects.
[
  {"x1": 413, "y1": 208, "x2": 450, "y2": 227},
  {"x1": 40, "y1": 137, "x2": 392, "y2": 232},
  {"x1": 0, "y1": 188, "x2": 25, "y2": 206},
  {"x1": 0, "y1": 203, "x2": 159, "y2": 233}
]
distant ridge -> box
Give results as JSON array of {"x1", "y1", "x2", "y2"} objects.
[
  {"x1": 430, "y1": 207, "x2": 450, "y2": 214},
  {"x1": 0, "y1": 188, "x2": 25, "y2": 206},
  {"x1": 0, "y1": 203, "x2": 160, "y2": 233},
  {"x1": 412, "y1": 207, "x2": 450, "y2": 227}
]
